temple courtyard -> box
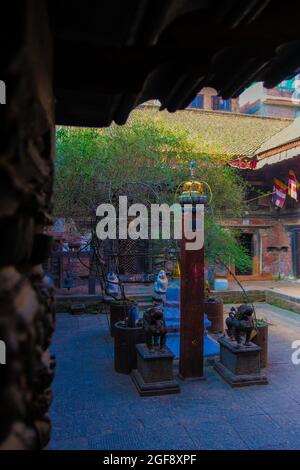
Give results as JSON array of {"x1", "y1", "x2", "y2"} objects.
[{"x1": 49, "y1": 303, "x2": 300, "y2": 450}]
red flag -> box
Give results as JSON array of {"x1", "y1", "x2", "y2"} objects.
[
  {"x1": 288, "y1": 170, "x2": 298, "y2": 201},
  {"x1": 272, "y1": 179, "x2": 287, "y2": 208}
]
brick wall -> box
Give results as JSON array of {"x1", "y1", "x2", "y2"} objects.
[
  {"x1": 222, "y1": 215, "x2": 298, "y2": 277},
  {"x1": 260, "y1": 224, "x2": 293, "y2": 276}
]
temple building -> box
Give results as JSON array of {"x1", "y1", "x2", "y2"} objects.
[
  {"x1": 141, "y1": 107, "x2": 300, "y2": 280},
  {"x1": 229, "y1": 116, "x2": 300, "y2": 279},
  {"x1": 136, "y1": 107, "x2": 300, "y2": 280},
  {"x1": 239, "y1": 76, "x2": 300, "y2": 119},
  {"x1": 50, "y1": 106, "x2": 298, "y2": 282}
]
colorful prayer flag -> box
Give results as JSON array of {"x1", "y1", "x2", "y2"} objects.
[
  {"x1": 272, "y1": 178, "x2": 287, "y2": 208},
  {"x1": 288, "y1": 170, "x2": 299, "y2": 201}
]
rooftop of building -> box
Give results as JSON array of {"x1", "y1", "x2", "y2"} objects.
[
  {"x1": 136, "y1": 106, "x2": 292, "y2": 158},
  {"x1": 257, "y1": 116, "x2": 300, "y2": 156}
]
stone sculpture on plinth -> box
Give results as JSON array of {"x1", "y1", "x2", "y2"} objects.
[
  {"x1": 226, "y1": 304, "x2": 256, "y2": 347},
  {"x1": 214, "y1": 303, "x2": 268, "y2": 387},
  {"x1": 143, "y1": 295, "x2": 167, "y2": 351},
  {"x1": 131, "y1": 295, "x2": 180, "y2": 396}
]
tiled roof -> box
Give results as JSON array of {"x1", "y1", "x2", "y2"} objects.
[
  {"x1": 256, "y1": 116, "x2": 300, "y2": 156},
  {"x1": 134, "y1": 106, "x2": 291, "y2": 158}
]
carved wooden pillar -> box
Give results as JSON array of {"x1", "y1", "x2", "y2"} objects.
[
  {"x1": 179, "y1": 205, "x2": 205, "y2": 379},
  {"x1": 0, "y1": 0, "x2": 55, "y2": 449}
]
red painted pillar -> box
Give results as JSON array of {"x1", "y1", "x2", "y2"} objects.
[{"x1": 179, "y1": 205, "x2": 205, "y2": 379}]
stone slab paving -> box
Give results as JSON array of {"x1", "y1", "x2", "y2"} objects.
[
  {"x1": 56, "y1": 279, "x2": 300, "y2": 297},
  {"x1": 125, "y1": 280, "x2": 300, "y2": 296},
  {"x1": 49, "y1": 304, "x2": 300, "y2": 450}
]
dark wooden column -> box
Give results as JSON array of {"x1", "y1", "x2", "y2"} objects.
[
  {"x1": 179, "y1": 206, "x2": 205, "y2": 379},
  {"x1": 0, "y1": 0, "x2": 55, "y2": 450}
]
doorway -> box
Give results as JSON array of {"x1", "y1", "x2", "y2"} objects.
[{"x1": 235, "y1": 233, "x2": 253, "y2": 275}]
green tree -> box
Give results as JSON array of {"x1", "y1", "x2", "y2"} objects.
[{"x1": 55, "y1": 109, "x2": 251, "y2": 273}]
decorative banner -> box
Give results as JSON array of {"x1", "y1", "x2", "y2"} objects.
[
  {"x1": 288, "y1": 170, "x2": 299, "y2": 201},
  {"x1": 272, "y1": 178, "x2": 287, "y2": 208},
  {"x1": 229, "y1": 158, "x2": 257, "y2": 169}
]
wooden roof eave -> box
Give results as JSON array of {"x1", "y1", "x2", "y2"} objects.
[{"x1": 255, "y1": 138, "x2": 300, "y2": 169}]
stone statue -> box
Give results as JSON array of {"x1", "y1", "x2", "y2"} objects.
[
  {"x1": 154, "y1": 270, "x2": 168, "y2": 294},
  {"x1": 225, "y1": 304, "x2": 256, "y2": 347},
  {"x1": 127, "y1": 302, "x2": 141, "y2": 327},
  {"x1": 106, "y1": 272, "x2": 121, "y2": 298},
  {"x1": 143, "y1": 295, "x2": 167, "y2": 351}
]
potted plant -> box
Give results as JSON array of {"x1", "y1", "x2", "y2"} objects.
[
  {"x1": 204, "y1": 286, "x2": 224, "y2": 333},
  {"x1": 110, "y1": 298, "x2": 133, "y2": 337},
  {"x1": 114, "y1": 302, "x2": 145, "y2": 374},
  {"x1": 252, "y1": 318, "x2": 268, "y2": 368}
]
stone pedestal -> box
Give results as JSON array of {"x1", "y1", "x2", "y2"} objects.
[
  {"x1": 114, "y1": 322, "x2": 146, "y2": 374},
  {"x1": 131, "y1": 344, "x2": 180, "y2": 396},
  {"x1": 214, "y1": 337, "x2": 268, "y2": 387},
  {"x1": 110, "y1": 301, "x2": 131, "y2": 337}
]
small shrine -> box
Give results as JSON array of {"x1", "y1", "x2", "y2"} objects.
[{"x1": 163, "y1": 277, "x2": 220, "y2": 359}]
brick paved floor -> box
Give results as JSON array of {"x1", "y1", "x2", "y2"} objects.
[{"x1": 49, "y1": 304, "x2": 300, "y2": 450}]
